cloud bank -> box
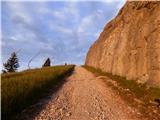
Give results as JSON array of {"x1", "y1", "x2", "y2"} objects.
[{"x1": 1, "y1": 0, "x2": 125, "y2": 70}]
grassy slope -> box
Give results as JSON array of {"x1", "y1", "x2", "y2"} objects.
[
  {"x1": 83, "y1": 65, "x2": 160, "y2": 119},
  {"x1": 2, "y1": 65, "x2": 75, "y2": 120}
]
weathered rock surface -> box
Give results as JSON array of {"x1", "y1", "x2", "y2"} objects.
[{"x1": 85, "y1": 1, "x2": 160, "y2": 86}]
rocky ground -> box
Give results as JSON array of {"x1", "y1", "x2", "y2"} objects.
[{"x1": 19, "y1": 66, "x2": 147, "y2": 120}]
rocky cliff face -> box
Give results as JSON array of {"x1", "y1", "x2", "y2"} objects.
[{"x1": 85, "y1": 1, "x2": 160, "y2": 86}]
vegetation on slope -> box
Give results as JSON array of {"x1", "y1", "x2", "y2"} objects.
[
  {"x1": 83, "y1": 65, "x2": 160, "y2": 119},
  {"x1": 2, "y1": 65, "x2": 75, "y2": 120}
]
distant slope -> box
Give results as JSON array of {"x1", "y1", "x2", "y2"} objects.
[{"x1": 85, "y1": 1, "x2": 160, "y2": 86}]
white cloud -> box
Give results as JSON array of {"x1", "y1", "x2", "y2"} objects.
[
  {"x1": 7, "y1": 2, "x2": 33, "y2": 24},
  {"x1": 2, "y1": 1, "x2": 126, "y2": 70},
  {"x1": 43, "y1": 2, "x2": 79, "y2": 22},
  {"x1": 103, "y1": 0, "x2": 125, "y2": 3},
  {"x1": 78, "y1": 10, "x2": 103, "y2": 34},
  {"x1": 10, "y1": 36, "x2": 18, "y2": 41},
  {"x1": 36, "y1": 2, "x2": 50, "y2": 15},
  {"x1": 78, "y1": 15, "x2": 92, "y2": 33},
  {"x1": 63, "y1": 2, "x2": 80, "y2": 20},
  {"x1": 52, "y1": 11, "x2": 66, "y2": 20},
  {"x1": 49, "y1": 24, "x2": 73, "y2": 34},
  {"x1": 39, "y1": 41, "x2": 54, "y2": 51}
]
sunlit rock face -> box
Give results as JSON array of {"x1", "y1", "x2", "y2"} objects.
[{"x1": 85, "y1": 1, "x2": 160, "y2": 86}]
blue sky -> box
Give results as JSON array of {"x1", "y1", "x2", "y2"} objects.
[{"x1": 1, "y1": 0, "x2": 125, "y2": 70}]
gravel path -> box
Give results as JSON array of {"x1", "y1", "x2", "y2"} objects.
[{"x1": 24, "y1": 66, "x2": 143, "y2": 120}]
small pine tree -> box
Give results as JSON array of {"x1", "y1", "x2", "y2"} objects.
[
  {"x1": 42, "y1": 58, "x2": 51, "y2": 67},
  {"x1": 2, "y1": 69, "x2": 7, "y2": 74},
  {"x1": 3, "y1": 52, "x2": 20, "y2": 72}
]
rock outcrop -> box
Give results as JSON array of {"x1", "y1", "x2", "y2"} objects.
[{"x1": 85, "y1": 1, "x2": 160, "y2": 86}]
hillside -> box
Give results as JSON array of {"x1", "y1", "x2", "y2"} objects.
[
  {"x1": 85, "y1": 1, "x2": 160, "y2": 86},
  {"x1": 2, "y1": 65, "x2": 75, "y2": 120}
]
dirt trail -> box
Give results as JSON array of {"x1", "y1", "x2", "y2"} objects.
[{"x1": 33, "y1": 66, "x2": 142, "y2": 120}]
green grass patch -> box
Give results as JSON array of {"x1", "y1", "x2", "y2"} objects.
[
  {"x1": 83, "y1": 65, "x2": 160, "y2": 104},
  {"x1": 2, "y1": 65, "x2": 75, "y2": 120}
]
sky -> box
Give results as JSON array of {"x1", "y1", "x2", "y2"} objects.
[{"x1": 1, "y1": 0, "x2": 125, "y2": 70}]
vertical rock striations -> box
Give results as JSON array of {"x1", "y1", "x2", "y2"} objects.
[{"x1": 85, "y1": 1, "x2": 160, "y2": 86}]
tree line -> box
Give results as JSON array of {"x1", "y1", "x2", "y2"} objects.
[{"x1": 2, "y1": 52, "x2": 51, "y2": 73}]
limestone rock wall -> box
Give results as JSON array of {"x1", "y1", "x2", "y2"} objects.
[{"x1": 85, "y1": 1, "x2": 160, "y2": 86}]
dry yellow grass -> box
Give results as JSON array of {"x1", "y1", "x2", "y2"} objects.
[{"x1": 2, "y1": 65, "x2": 75, "y2": 120}]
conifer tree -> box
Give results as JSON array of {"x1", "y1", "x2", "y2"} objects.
[
  {"x1": 42, "y1": 58, "x2": 51, "y2": 67},
  {"x1": 3, "y1": 52, "x2": 19, "y2": 72}
]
